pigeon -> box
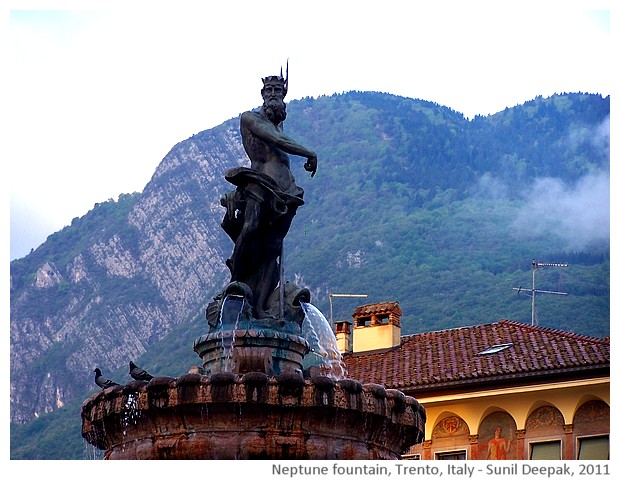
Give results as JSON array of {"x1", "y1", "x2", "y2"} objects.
[
  {"x1": 129, "y1": 361, "x2": 154, "y2": 381},
  {"x1": 94, "y1": 368, "x2": 120, "y2": 389}
]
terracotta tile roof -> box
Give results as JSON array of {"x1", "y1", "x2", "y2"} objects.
[
  {"x1": 352, "y1": 301, "x2": 402, "y2": 317},
  {"x1": 343, "y1": 320, "x2": 610, "y2": 391}
]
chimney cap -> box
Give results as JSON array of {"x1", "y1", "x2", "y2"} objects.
[{"x1": 352, "y1": 301, "x2": 402, "y2": 318}]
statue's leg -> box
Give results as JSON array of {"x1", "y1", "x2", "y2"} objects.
[
  {"x1": 254, "y1": 246, "x2": 280, "y2": 319},
  {"x1": 230, "y1": 198, "x2": 261, "y2": 283},
  {"x1": 220, "y1": 190, "x2": 242, "y2": 242},
  {"x1": 253, "y1": 209, "x2": 298, "y2": 319}
]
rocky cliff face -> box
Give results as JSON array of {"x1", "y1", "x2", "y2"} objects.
[
  {"x1": 10, "y1": 118, "x2": 244, "y2": 423},
  {"x1": 10, "y1": 92, "x2": 610, "y2": 428}
]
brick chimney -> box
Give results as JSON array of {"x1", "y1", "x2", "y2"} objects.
[
  {"x1": 334, "y1": 320, "x2": 352, "y2": 354},
  {"x1": 351, "y1": 301, "x2": 402, "y2": 353}
]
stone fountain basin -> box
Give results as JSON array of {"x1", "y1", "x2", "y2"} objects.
[{"x1": 81, "y1": 372, "x2": 426, "y2": 460}]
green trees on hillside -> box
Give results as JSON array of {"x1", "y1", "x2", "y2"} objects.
[{"x1": 10, "y1": 91, "x2": 609, "y2": 459}]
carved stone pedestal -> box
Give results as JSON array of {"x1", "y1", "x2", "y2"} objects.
[{"x1": 81, "y1": 372, "x2": 426, "y2": 460}]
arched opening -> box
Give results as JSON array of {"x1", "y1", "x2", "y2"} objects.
[
  {"x1": 479, "y1": 410, "x2": 518, "y2": 460},
  {"x1": 524, "y1": 405, "x2": 565, "y2": 460},
  {"x1": 573, "y1": 399, "x2": 609, "y2": 460}
]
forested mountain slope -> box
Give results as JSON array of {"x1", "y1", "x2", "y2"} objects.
[{"x1": 10, "y1": 91, "x2": 609, "y2": 458}]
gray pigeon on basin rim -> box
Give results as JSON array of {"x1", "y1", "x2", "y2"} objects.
[
  {"x1": 94, "y1": 368, "x2": 120, "y2": 389},
  {"x1": 129, "y1": 361, "x2": 154, "y2": 381}
]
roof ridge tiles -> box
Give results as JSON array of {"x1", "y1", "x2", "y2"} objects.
[{"x1": 498, "y1": 319, "x2": 609, "y2": 344}]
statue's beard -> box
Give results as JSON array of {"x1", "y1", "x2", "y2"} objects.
[{"x1": 263, "y1": 98, "x2": 287, "y2": 124}]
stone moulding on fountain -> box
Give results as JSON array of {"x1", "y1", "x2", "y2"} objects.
[{"x1": 81, "y1": 372, "x2": 426, "y2": 460}]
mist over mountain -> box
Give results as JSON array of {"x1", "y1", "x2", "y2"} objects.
[
  {"x1": 511, "y1": 171, "x2": 610, "y2": 250},
  {"x1": 10, "y1": 91, "x2": 609, "y2": 459}
]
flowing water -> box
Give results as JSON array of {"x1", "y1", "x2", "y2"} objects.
[
  {"x1": 300, "y1": 302, "x2": 347, "y2": 379},
  {"x1": 121, "y1": 393, "x2": 140, "y2": 434},
  {"x1": 119, "y1": 392, "x2": 141, "y2": 453},
  {"x1": 219, "y1": 295, "x2": 244, "y2": 371},
  {"x1": 82, "y1": 439, "x2": 104, "y2": 460}
]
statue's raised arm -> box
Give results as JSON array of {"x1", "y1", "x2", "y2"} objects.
[{"x1": 240, "y1": 110, "x2": 318, "y2": 177}]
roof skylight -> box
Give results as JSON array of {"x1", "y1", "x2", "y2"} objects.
[{"x1": 478, "y1": 343, "x2": 513, "y2": 355}]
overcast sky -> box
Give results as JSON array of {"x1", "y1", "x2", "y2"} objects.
[{"x1": 4, "y1": 0, "x2": 613, "y2": 261}]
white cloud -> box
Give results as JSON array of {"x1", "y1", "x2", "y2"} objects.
[{"x1": 512, "y1": 172, "x2": 610, "y2": 250}]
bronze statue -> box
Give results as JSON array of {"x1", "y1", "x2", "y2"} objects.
[{"x1": 219, "y1": 67, "x2": 317, "y2": 321}]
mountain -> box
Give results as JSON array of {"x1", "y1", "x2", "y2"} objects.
[{"x1": 9, "y1": 91, "x2": 609, "y2": 458}]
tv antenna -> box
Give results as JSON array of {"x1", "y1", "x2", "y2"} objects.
[
  {"x1": 512, "y1": 259, "x2": 568, "y2": 326},
  {"x1": 329, "y1": 293, "x2": 368, "y2": 327}
]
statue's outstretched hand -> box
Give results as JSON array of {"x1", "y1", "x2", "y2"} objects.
[{"x1": 304, "y1": 154, "x2": 317, "y2": 177}]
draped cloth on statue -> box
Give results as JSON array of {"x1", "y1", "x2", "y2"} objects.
[{"x1": 224, "y1": 167, "x2": 305, "y2": 217}]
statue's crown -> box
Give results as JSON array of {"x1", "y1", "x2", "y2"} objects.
[
  {"x1": 262, "y1": 75, "x2": 286, "y2": 85},
  {"x1": 261, "y1": 63, "x2": 288, "y2": 96}
]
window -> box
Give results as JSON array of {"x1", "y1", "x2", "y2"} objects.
[
  {"x1": 401, "y1": 445, "x2": 421, "y2": 460},
  {"x1": 578, "y1": 436, "x2": 609, "y2": 460},
  {"x1": 436, "y1": 450, "x2": 466, "y2": 460},
  {"x1": 530, "y1": 441, "x2": 561, "y2": 460},
  {"x1": 401, "y1": 453, "x2": 421, "y2": 460}
]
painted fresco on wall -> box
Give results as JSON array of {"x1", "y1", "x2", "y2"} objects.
[
  {"x1": 479, "y1": 411, "x2": 517, "y2": 460},
  {"x1": 433, "y1": 415, "x2": 470, "y2": 438},
  {"x1": 525, "y1": 405, "x2": 565, "y2": 433},
  {"x1": 431, "y1": 415, "x2": 471, "y2": 456},
  {"x1": 574, "y1": 400, "x2": 609, "y2": 425},
  {"x1": 573, "y1": 400, "x2": 610, "y2": 436}
]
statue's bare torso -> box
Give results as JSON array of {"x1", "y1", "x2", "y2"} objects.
[{"x1": 240, "y1": 110, "x2": 298, "y2": 194}]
